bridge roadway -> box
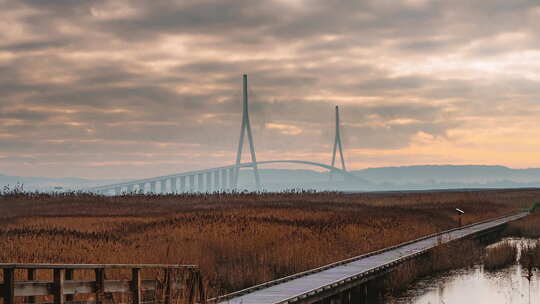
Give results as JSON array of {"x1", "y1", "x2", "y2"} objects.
[
  {"x1": 88, "y1": 160, "x2": 357, "y2": 194},
  {"x1": 214, "y1": 212, "x2": 528, "y2": 304}
]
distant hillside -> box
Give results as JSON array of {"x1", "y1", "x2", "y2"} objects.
[
  {"x1": 3, "y1": 165, "x2": 540, "y2": 192},
  {"x1": 0, "y1": 174, "x2": 121, "y2": 192},
  {"x1": 236, "y1": 168, "x2": 371, "y2": 191},
  {"x1": 352, "y1": 165, "x2": 540, "y2": 183},
  {"x1": 244, "y1": 165, "x2": 540, "y2": 191},
  {"x1": 0, "y1": 169, "x2": 369, "y2": 192}
]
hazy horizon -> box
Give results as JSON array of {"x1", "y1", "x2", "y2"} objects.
[
  {"x1": 4, "y1": 163, "x2": 540, "y2": 180},
  {"x1": 2, "y1": 1, "x2": 540, "y2": 179},
  {"x1": 6, "y1": 164, "x2": 540, "y2": 193}
]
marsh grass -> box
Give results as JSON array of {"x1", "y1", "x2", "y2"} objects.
[
  {"x1": 484, "y1": 241, "x2": 518, "y2": 271},
  {"x1": 520, "y1": 242, "x2": 540, "y2": 271},
  {"x1": 0, "y1": 189, "x2": 535, "y2": 297},
  {"x1": 505, "y1": 210, "x2": 540, "y2": 238}
]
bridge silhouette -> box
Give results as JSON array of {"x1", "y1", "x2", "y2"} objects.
[{"x1": 90, "y1": 75, "x2": 352, "y2": 195}]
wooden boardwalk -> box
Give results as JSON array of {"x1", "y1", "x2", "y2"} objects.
[
  {"x1": 0, "y1": 263, "x2": 204, "y2": 304},
  {"x1": 215, "y1": 212, "x2": 528, "y2": 304}
]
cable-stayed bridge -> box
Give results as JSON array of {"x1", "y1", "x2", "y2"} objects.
[{"x1": 89, "y1": 75, "x2": 353, "y2": 195}]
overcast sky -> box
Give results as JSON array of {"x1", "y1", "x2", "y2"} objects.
[{"x1": 1, "y1": 0, "x2": 540, "y2": 179}]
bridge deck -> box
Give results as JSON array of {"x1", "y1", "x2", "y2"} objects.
[{"x1": 217, "y1": 212, "x2": 527, "y2": 304}]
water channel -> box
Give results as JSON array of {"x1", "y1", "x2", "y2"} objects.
[{"x1": 392, "y1": 238, "x2": 539, "y2": 304}]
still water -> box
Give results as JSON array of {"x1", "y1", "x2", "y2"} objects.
[{"x1": 394, "y1": 239, "x2": 539, "y2": 304}]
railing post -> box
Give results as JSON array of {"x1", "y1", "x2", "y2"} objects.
[
  {"x1": 95, "y1": 268, "x2": 105, "y2": 304},
  {"x1": 3, "y1": 268, "x2": 15, "y2": 304},
  {"x1": 53, "y1": 268, "x2": 66, "y2": 304},
  {"x1": 27, "y1": 268, "x2": 37, "y2": 303},
  {"x1": 65, "y1": 269, "x2": 74, "y2": 302},
  {"x1": 0, "y1": 264, "x2": 197, "y2": 304},
  {"x1": 131, "y1": 268, "x2": 142, "y2": 304}
]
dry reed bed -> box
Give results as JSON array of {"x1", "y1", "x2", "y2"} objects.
[
  {"x1": 520, "y1": 241, "x2": 540, "y2": 271},
  {"x1": 505, "y1": 211, "x2": 540, "y2": 238},
  {"x1": 484, "y1": 241, "x2": 518, "y2": 271},
  {"x1": 0, "y1": 190, "x2": 534, "y2": 297}
]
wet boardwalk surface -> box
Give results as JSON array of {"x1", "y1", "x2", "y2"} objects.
[{"x1": 217, "y1": 213, "x2": 528, "y2": 304}]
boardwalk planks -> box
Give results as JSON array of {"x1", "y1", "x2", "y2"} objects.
[{"x1": 215, "y1": 212, "x2": 528, "y2": 304}]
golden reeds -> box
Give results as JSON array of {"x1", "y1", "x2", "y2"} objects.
[
  {"x1": 484, "y1": 241, "x2": 517, "y2": 271},
  {"x1": 0, "y1": 190, "x2": 535, "y2": 297}
]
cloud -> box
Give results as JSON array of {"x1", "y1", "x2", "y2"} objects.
[{"x1": 1, "y1": 0, "x2": 540, "y2": 178}]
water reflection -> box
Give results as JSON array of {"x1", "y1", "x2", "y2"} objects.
[{"x1": 394, "y1": 239, "x2": 539, "y2": 304}]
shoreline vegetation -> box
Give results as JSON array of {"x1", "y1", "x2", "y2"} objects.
[
  {"x1": 383, "y1": 239, "x2": 483, "y2": 298},
  {"x1": 504, "y1": 209, "x2": 540, "y2": 238},
  {"x1": 382, "y1": 239, "x2": 537, "y2": 303},
  {"x1": 382, "y1": 209, "x2": 540, "y2": 301},
  {"x1": 483, "y1": 241, "x2": 518, "y2": 271},
  {"x1": 0, "y1": 189, "x2": 539, "y2": 298}
]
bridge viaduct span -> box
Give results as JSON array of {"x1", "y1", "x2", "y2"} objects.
[
  {"x1": 89, "y1": 75, "x2": 351, "y2": 195},
  {"x1": 90, "y1": 160, "x2": 355, "y2": 195}
]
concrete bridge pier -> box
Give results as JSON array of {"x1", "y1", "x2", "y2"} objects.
[
  {"x1": 228, "y1": 168, "x2": 235, "y2": 190},
  {"x1": 171, "y1": 178, "x2": 177, "y2": 193},
  {"x1": 221, "y1": 170, "x2": 228, "y2": 191},
  {"x1": 212, "y1": 171, "x2": 221, "y2": 192},
  {"x1": 197, "y1": 174, "x2": 204, "y2": 192},
  {"x1": 180, "y1": 176, "x2": 186, "y2": 193},
  {"x1": 189, "y1": 175, "x2": 195, "y2": 192},
  {"x1": 138, "y1": 183, "x2": 145, "y2": 193},
  {"x1": 206, "y1": 172, "x2": 212, "y2": 192},
  {"x1": 160, "y1": 180, "x2": 167, "y2": 193},
  {"x1": 150, "y1": 181, "x2": 156, "y2": 193}
]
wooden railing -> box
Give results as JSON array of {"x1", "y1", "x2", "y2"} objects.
[{"x1": 0, "y1": 263, "x2": 205, "y2": 304}]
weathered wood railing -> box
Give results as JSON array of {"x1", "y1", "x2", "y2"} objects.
[{"x1": 0, "y1": 263, "x2": 203, "y2": 304}]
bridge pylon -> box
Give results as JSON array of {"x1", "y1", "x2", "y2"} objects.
[
  {"x1": 330, "y1": 106, "x2": 346, "y2": 180},
  {"x1": 233, "y1": 74, "x2": 261, "y2": 190}
]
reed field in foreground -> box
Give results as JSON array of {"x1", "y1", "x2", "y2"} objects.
[{"x1": 0, "y1": 189, "x2": 538, "y2": 297}]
